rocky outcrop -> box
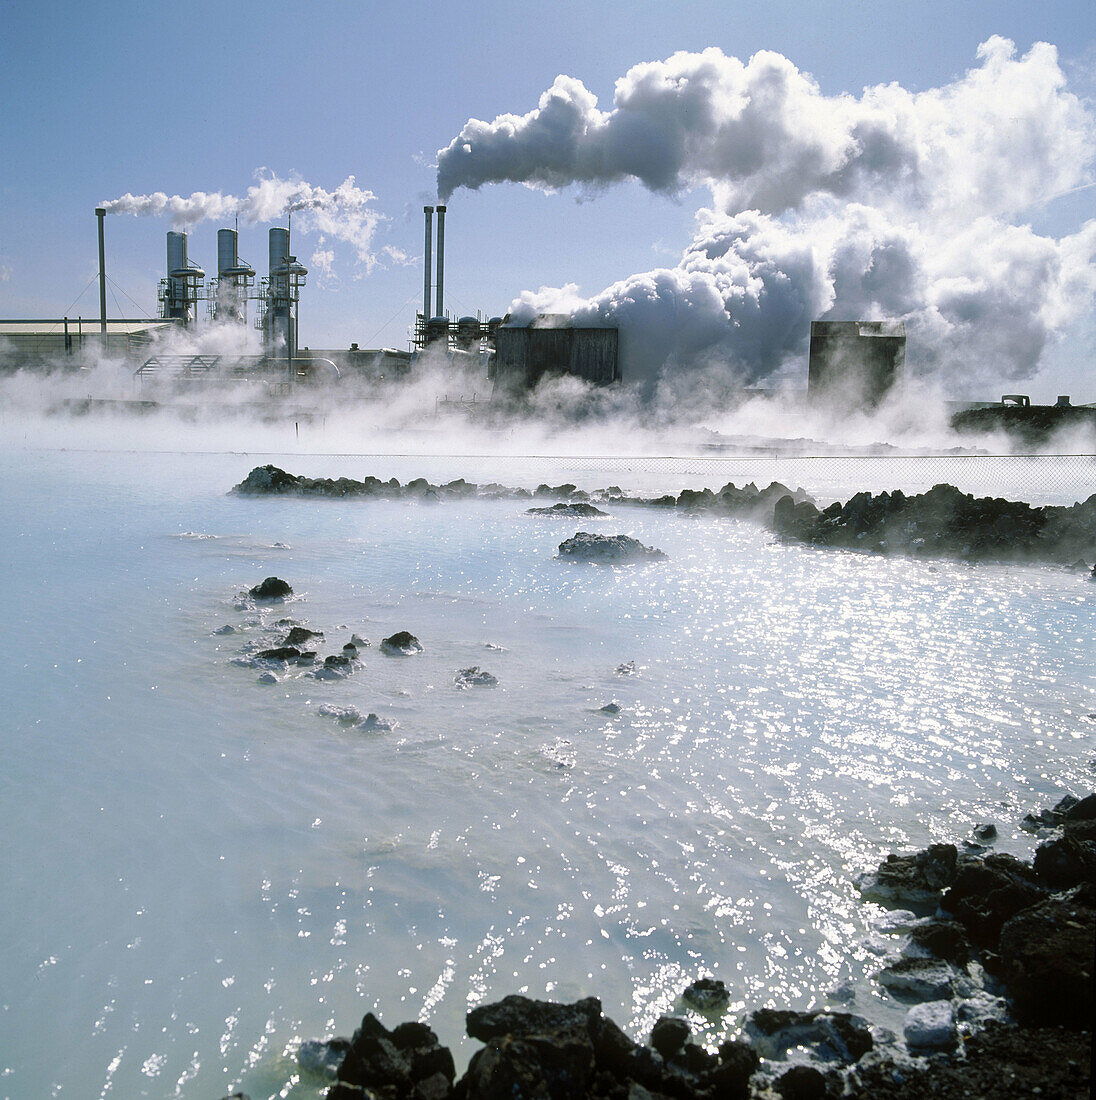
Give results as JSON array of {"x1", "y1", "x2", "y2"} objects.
[
  {"x1": 856, "y1": 843, "x2": 959, "y2": 907},
  {"x1": 248, "y1": 577, "x2": 292, "y2": 600},
  {"x1": 381, "y1": 631, "x2": 423, "y2": 655},
  {"x1": 527, "y1": 502, "x2": 609, "y2": 518},
  {"x1": 558, "y1": 532, "x2": 667, "y2": 564},
  {"x1": 772, "y1": 483, "x2": 1096, "y2": 566},
  {"x1": 861, "y1": 796, "x2": 1096, "y2": 1033},
  {"x1": 317, "y1": 996, "x2": 763, "y2": 1100},
  {"x1": 998, "y1": 887, "x2": 1095, "y2": 1027},
  {"x1": 230, "y1": 466, "x2": 811, "y2": 524}
]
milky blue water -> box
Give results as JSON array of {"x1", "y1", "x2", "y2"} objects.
[{"x1": 2, "y1": 446, "x2": 1094, "y2": 1099}]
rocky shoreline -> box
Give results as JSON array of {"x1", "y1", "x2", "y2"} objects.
[
  {"x1": 219, "y1": 795, "x2": 1093, "y2": 1100},
  {"x1": 232, "y1": 466, "x2": 1096, "y2": 569}
]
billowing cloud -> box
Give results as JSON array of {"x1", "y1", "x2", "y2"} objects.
[
  {"x1": 439, "y1": 39, "x2": 1096, "y2": 391},
  {"x1": 102, "y1": 170, "x2": 384, "y2": 267}
]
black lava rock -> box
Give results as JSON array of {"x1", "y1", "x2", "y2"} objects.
[
  {"x1": 775, "y1": 1064, "x2": 830, "y2": 1100},
  {"x1": 381, "y1": 631, "x2": 424, "y2": 655},
  {"x1": 681, "y1": 977, "x2": 730, "y2": 1011},
  {"x1": 249, "y1": 577, "x2": 292, "y2": 600},
  {"x1": 649, "y1": 1016, "x2": 690, "y2": 1059},
  {"x1": 907, "y1": 920, "x2": 972, "y2": 965},
  {"x1": 256, "y1": 646, "x2": 301, "y2": 661}
]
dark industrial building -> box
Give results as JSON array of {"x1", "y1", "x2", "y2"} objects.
[
  {"x1": 492, "y1": 314, "x2": 620, "y2": 390},
  {"x1": 807, "y1": 321, "x2": 905, "y2": 406}
]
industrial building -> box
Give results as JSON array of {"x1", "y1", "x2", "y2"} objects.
[
  {"x1": 492, "y1": 314, "x2": 620, "y2": 390},
  {"x1": 807, "y1": 321, "x2": 905, "y2": 406},
  {"x1": 0, "y1": 318, "x2": 179, "y2": 365}
]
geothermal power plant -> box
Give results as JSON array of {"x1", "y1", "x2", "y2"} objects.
[{"x1": 0, "y1": 205, "x2": 1089, "y2": 436}]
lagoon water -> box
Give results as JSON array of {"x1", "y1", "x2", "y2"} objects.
[{"x1": 2, "y1": 443, "x2": 1094, "y2": 1099}]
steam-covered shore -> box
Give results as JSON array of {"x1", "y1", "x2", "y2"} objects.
[
  {"x1": 233, "y1": 464, "x2": 1096, "y2": 569},
  {"x1": 246, "y1": 793, "x2": 1095, "y2": 1100}
]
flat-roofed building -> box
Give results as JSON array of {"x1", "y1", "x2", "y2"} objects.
[
  {"x1": 807, "y1": 320, "x2": 905, "y2": 406},
  {"x1": 0, "y1": 318, "x2": 179, "y2": 365}
]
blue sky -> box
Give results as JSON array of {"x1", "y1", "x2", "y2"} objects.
[{"x1": 1, "y1": 1, "x2": 1093, "y2": 397}]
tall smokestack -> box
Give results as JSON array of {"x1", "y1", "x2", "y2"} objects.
[
  {"x1": 95, "y1": 208, "x2": 107, "y2": 336},
  {"x1": 423, "y1": 206, "x2": 434, "y2": 319},
  {"x1": 435, "y1": 204, "x2": 446, "y2": 317}
]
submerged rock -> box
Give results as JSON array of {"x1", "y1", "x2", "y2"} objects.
[
  {"x1": 299, "y1": 1037, "x2": 351, "y2": 1079},
  {"x1": 454, "y1": 667, "x2": 498, "y2": 688},
  {"x1": 681, "y1": 977, "x2": 730, "y2": 1011},
  {"x1": 381, "y1": 631, "x2": 423, "y2": 655},
  {"x1": 255, "y1": 646, "x2": 301, "y2": 661},
  {"x1": 558, "y1": 532, "x2": 667, "y2": 564},
  {"x1": 249, "y1": 576, "x2": 292, "y2": 600}
]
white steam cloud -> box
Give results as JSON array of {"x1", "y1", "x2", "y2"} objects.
[
  {"x1": 438, "y1": 38, "x2": 1096, "y2": 392},
  {"x1": 101, "y1": 170, "x2": 384, "y2": 268}
]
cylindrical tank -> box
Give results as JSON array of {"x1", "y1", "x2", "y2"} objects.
[
  {"x1": 218, "y1": 229, "x2": 238, "y2": 277},
  {"x1": 456, "y1": 316, "x2": 479, "y2": 346},
  {"x1": 269, "y1": 227, "x2": 290, "y2": 297},
  {"x1": 427, "y1": 316, "x2": 449, "y2": 345},
  {"x1": 166, "y1": 231, "x2": 188, "y2": 319}
]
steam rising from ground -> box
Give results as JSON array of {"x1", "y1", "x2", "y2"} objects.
[
  {"x1": 4, "y1": 322, "x2": 1092, "y2": 462},
  {"x1": 438, "y1": 38, "x2": 1096, "y2": 393},
  {"x1": 102, "y1": 170, "x2": 384, "y2": 269}
]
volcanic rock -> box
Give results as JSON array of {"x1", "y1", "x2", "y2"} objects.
[
  {"x1": 681, "y1": 977, "x2": 730, "y2": 1011},
  {"x1": 941, "y1": 853, "x2": 1046, "y2": 947},
  {"x1": 454, "y1": 667, "x2": 498, "y2": 688},
  {"x1": 249, "y1": 576, "x2": 292, "y2": 600},
  {"x1": 1032, "y1": 833, "x2": 1096, "y2": 890},
  {"x1": 997, "y1": 887, "x2": 1095, "y2": 1026},
  {"x1": 774, "y1": 1064, "x2": 829, "y2": 1100},
  {"x1": 381, "y1": 631, "x2": 423, "y2": 655},
  {"x1": 558, "y1": 532, "x2": 667, "y2": 564},
  {"x1": 857, "y1": 843, "x2": 959, "y2": 907},
  {"x1": 256, "y1": 646, "x2": 301, "y2": 661},
  {"x1": 903, "y1": 1000, "x2": 958, "y2": 1052},
  {"x1": 746, "y1": 1009, "x2": 873, "y2": 1063},
  {"x1": 527, "y1": 502, "x2": 609, "y2": 517},
  {"x1": 649, "y1": 1016, "x2": 690, "y2": 1059},
  {"x1": 283, "y1": 626, "x2": 323, "y2": 646},
  {"x1": 905, "y1": 919, "x2": 971, "y2": 965},
  {"x1": 877, "y1": 958, "x2": 960, "y2": 1001}
]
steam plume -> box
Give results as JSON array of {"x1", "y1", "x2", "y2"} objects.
[
  {"x1": 438, "y1": 39, "x2": 1096, "y2": 391},
  {"x1": 102, "y1": 171, "x2": 383, "y2": 267}
]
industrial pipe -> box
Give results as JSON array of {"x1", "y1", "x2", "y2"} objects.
[
  {"x1": 96, "y1": 207, "x2": 107, "y2": 336},
  {"x1": 423, "y1": 206, "x2": 434, "y2": 320},
  {"x1": 435, "y1": 205, "x2": 446, "y2": 318}
]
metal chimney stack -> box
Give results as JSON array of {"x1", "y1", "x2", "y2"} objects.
[
  {"x1": 423, "y1": 206, "x2": 434, "y2": 319},
  {"x1": 435, "y1": 205, "x2": 446, "y2": 318}
]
